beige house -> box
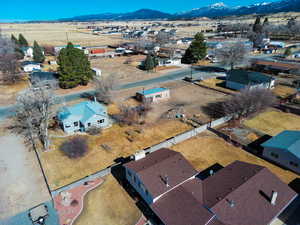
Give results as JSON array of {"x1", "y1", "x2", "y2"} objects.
[{"x1": 136, "y1": 87, "x2": 170, "y2": 103}]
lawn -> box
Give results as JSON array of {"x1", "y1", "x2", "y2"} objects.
[
  {"x1": 41, "y1": 120, "x2": 191, "y2": 189},
  {"x1": 197, "y1": 78, "x2": 236, "y2": 94},
  {"x1": 244, "y1": 110, "x2": 300, "y2": 136},
  {"x1": 272, "y1": 85, "x2": 297, "y2": 99},
  {"x1": 0, "y1": 80, "x2": 29, "y2": 105},
  {"x1": 74, "y1": 175, "x2": 140, "y2": 225},
  {"x1": 172, "y1": 132, "x2": 298, "y2": 184}
]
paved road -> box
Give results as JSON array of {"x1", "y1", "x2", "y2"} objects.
[{"x1": 0, "y1": 67, "x2": 220, "y2": 120}]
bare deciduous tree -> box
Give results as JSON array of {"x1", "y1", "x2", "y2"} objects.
[
  {"x1": 0, "y1": 32, "x2": 21, "y2": 84},
  {"x1": 94, "y1": 74, "x2": 116, "y2": 104},
  {"x1": 223, "y1": 87, "x2": 276, "y2": 120},
  {"x1": 215, "y1": 42, "x2": 249, "y2": 70},
  {"x1": 14, "y1": 83, "x2": 57, "y2": 150}
]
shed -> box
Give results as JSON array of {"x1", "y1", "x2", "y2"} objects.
[{"x1": 136, "y1": 87, "x2": 170, "y2": 103}]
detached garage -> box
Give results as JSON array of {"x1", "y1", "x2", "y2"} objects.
[{"x1": 136, "y1": 87, "x2": 170, "y2": 103}]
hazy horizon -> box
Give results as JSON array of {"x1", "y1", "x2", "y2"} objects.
[{"x1": 1, "y1": 0, "x2": 281, "y2": 21}]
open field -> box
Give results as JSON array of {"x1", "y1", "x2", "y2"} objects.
[
  {"x1": 90, "y1": 55, "x2": 185, "y2": 85},
  {"x1": 272, "y1": 85, "x2": 297, "y2": 99},
  {"x1": 244, "y1": 110, "x2": 300, "y2": 136},
  {"x1": 41, "y1": 120, "x2": 191, "y2": 189},
  {"x1": 197, "y1": 77, "x2": 236, "y2": 94},
  {"x1": 75, "y1": 175, "x2": 140, "y2": 225},
  {"x1": 172, "y1": 131, "x2": 298, "y2": 184},
  {"x1": 0, "y1": 80, "x2": 29, "y2": 105}
]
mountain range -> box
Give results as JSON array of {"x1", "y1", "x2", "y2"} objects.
[{"x1": 59, "y1": 0, "x2": 300, "y2": 21}]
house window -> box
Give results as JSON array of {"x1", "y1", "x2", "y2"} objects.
[
  {"x1": 98, "y1": 119, "x2": 104, "y2": 124},
  {"x1": 65, "y1": 125, "x2": 71, "y2": 128},
  {"x1": 87, "y1": 123, "x2": 91, "y2": 127},
  {"x1": 74, "y1": 122, "x2": 78, "y2": 127},
  {"x1": 271, "y1": 152, "x2": 279, "y2": 159},
  {"x1": 155, "y1": 94, "x2": 162, "y2": 98},
  {"x1": 289, "y1": 161, "x2": 299, "y2": 167}
]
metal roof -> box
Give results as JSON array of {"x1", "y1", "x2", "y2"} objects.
[
  {"x1": 262, "y1": 130, "x2": 300, "y2": 158},
  {"x1": 227, "y1": 69, "x2": 273, "y2": 85},
  {"x1": 137, "y1": 87, "x2": 169, "y2": 96}
]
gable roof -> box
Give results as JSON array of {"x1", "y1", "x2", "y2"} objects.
[
  {"x1": 253, "y1": 60, "x2": 300, "y2": 70},
  {"x1": 124, "y1": 148, "x2": 198, "y2": 199},
  {"x1": 137, "y1": 87, "x2": 169, "y2": 96},
  {"x1": 227, "y1": 70, "x2": 273, "y2": 85},
  {"x1": 262, "y1": 130, "x2": 300, "y2": 158},
  {"x1": 126, "y1": 149, "x2": 297, "y2": 225},
  {"x1": 58, "y1": 101, "x2": 107, "y2": 124}
]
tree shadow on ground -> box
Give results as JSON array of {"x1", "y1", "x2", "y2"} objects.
[{"x1": 201, "y1": 101, "x2": 226, "y2": 119}]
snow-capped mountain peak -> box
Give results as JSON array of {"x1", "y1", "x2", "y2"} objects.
[{"x1": 210, "y1": 2, "x2": 227, "y2": 8}]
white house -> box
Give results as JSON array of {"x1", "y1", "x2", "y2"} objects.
[
  {"x1": 226, "y1": 69, "x2": 275, "y2": 90},
  {"x1": 136, "y1": 87, "x2": 170, "y2": 103},
  {"x1": 22, "y1": 62, "x2": 41, "y2": 72},
  {"x1": 57, "y1": 101, "x2": 110, "y2": 134},
  {"x1": 158, "y1": 57, "x2": 181, "y2": 66},
  {"x1": 92, "y1": 68, "x2": 102, "y2": 77},
  {"x1": 262, "y1": 130, "x2": 300, "y2": 174},
  {"x1": 21, "y1": 47, "x2": 34, "y2": 58}
]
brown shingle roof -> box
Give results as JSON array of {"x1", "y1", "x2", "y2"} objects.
[
  {"x1": 125, "y1": 150, "x2": 297, "y2": 225},
  {"x1": 124, "y1": 148, "x2": 198, "y2": 198},
  {"x1": 207, "y1": 161, "x2": 297, "y2": 225}
]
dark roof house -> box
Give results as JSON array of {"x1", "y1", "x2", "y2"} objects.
[
  {"x1": 124, "y1": 148, "x2": 297, "y2": 225},
  {"x1": 226, "y1": 69, "x2": 275, "y2": 90}
]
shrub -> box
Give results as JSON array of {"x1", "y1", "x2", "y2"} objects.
[
  {"x1": 60, "y1": 136, "x2": 88, "y2": 158},
  {"x1": 86, "y1": 126, "x2": 102, "y2": 135}
]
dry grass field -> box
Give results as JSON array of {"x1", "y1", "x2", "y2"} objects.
[
  {"x1": 0, "y1": 80, "x2": 29, "y2": 105},
  {"x1": 197, "y1": 78, "x2": 236, "y2": 94},
  {"x1": 172, "y1": 132, "x2": 298, "y2": 184},
  {"x1": 75, "y1": 175, "x2": 140, "y2": 225},
  {"x1": 272, "y1": 85, "x2": 297, "y2": 99},
  {"x1": 244, "y1": 110, "x2": 300, "y2": 136},
  {"x1": 41, "y1": 120, "x2": 191, "y2": 189}
]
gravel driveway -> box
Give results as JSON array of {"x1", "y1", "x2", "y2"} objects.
[{"x1": 0, "y1": 135, "x2": 50, "y2": 220}]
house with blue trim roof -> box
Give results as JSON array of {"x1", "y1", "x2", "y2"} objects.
[
  {"x1": 262, "y1": 130, "x2": 300, "y2": 174},
  {"x1": 226, "y1": 69, "x2": 275, "y2": 90},
  {"x1": 136, "y1": 87, "x2": 170, "y2": 103},
  {"x1": 57, "y1": 101, "x2": 110, "y2": 134}
]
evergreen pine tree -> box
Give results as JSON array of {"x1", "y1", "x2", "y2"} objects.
[
  {"x1": 284, "y1": 48, "x2": 292, "y2": 57},
  {"x1": 253, "y1": 17, "x2": 263, "y2": 33},
  {"x1": 18, "y1": 33, "x2": 28, "y2": 47},
  {"x1": 33, "y1": 40, "x2": 45, "y2": 63},
  {"x1": 58, "y1": 42, "x2": 93, "y2": 88},
  {"x1": 181, "y1": 32, "x2": 207, "y2": 64},
  {"x1": 11, "y1": 34, "x2": 19, "y2": 45},
  {"x1": 143, "y1": 54, "x2": 155, "y2": 71}
]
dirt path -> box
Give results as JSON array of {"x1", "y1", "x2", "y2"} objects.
[{"x1": 0, "y1": 135, "x2": 50, "y2": 220}]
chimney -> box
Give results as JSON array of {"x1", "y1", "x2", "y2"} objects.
[
  {"x1": 271, "y1": 191, "x2": 278, "y2": 205},
  {"x1": 165, "y1": 175, "x2": 169, "y2": 187}
]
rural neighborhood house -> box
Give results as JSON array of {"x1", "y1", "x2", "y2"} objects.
[
  {"x1": 57, "y1": 101, "x2": 110, "y2": 134},
  {"x1": 262, "y1": 130, "x2": 300, "y2": 174},
  {"x1": 124, "y1": 148, "x2": 297, "y2": 225},
  {"x1": 136, "y1": 87, "x2": 170, "y2": 103}
]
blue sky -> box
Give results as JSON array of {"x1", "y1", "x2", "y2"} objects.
[{"x1": 1, "y1": 0, "x2": 280, "y2": 21}]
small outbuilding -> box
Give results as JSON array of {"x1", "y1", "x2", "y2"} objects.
[
  {"x1": 226, "y1": 69, "x2": 275, "y2": 90},
  {"x1": 136, "y1": 87, "x2": 170, "y2": 103},
  {"x1": 262, "y1": 130, "x2": 300, "y2": 174}
]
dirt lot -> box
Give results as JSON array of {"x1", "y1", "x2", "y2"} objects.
[
  {"x1": 244, "y1": 110, "x2": 300, "y2": 136},
  {"x1": 90, "y1": 55, "x2": 185, "y2": 85},
  {"x1": 75, "y1": 175, "x2": 140, "y2": 225},
  {"x1": 41, "y1": 119, "x2": 191, "y2": 189},
  {"x1": 113, "y1": 80, "x2": 228, "y2": 123},
  {"x1": 172, "y1": 131, "x2": 298, "y2": 184},
  {"x1": 0, "y1": 135, "x2": 50, "y2": 219},
  {"x1": 272, "y1": 85, "x2": 297, "y2": 99},
  {"x1": 0, "y1": 80, "x2": 29, "y2": 106}
]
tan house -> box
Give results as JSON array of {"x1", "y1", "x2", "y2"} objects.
[{"x1": 136, "y1": 87, "x2": 170, "y2": 103}]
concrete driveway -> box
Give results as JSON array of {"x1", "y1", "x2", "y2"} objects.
[{"x1": 0, "y1": 135, "x2": 50, "y2": 220}]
